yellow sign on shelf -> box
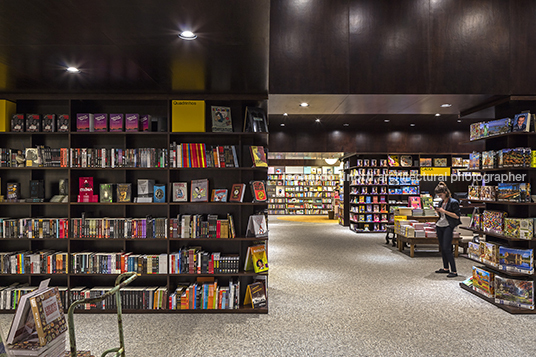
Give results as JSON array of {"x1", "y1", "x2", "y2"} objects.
[
  {"x1": 0, "y1": 99, "x2": 16, "y2": 132},
  {"x1": 420, "y1": 167, "x2": 451, "y2": 176}
]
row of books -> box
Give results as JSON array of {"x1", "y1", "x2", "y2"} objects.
[
  {"x1": 468, "y1": 241, "x2": 534, "y2": 274},
  {"x1": 285, "y1": 204, "x2": 332, "y2": 209},
  {"x1": 72, "y1": 252, "x2": 168, "y2": 274},
  {"x1": 169, "y1": 249, "x2": 240, "y2": 274},
  {"x1": 351, "y1": 156, "x2": 469, "y2": 168},
  {"x1": 469, "y1": 209, "x2": 536, "y2": 238},
  {"x1": 350, "y1": 223, "x2": 387, "y2": 232},
  {"x1": 169, "y1": 214, "x2": 236, "y2": 239},
  {"x1": 170, "y1": 143, "x2": 239, "y2": 168},
  {"x1": 284, "y1": 186, "x2": 335, "y2": 192},
  {"x1": 0, "y1": 218, "x2": 70, "y2": 239},
  {"x1": 286, "y1": 209, "x2": 332, "y2": 215},
  {"x1": 468, "y1": 183, "x2": 531, "y2": 202},
  {"x1": 469, "y1": 148, "x2": 535, "y2": 169},
  {"x1": 468, "y1": 266, "x2": 534, "y2": 310},
  {"x1": 71, "y1": 286, "x2": 168, "y2": 310},
  {"x1": 388, "y1": 187, "x2": 420, "y2": 194},
  {"x1": 0, "y1": 251, "x2": 68, "y2": 274},
  {"x1": 350, "y1": 196, "x2": 387, "y2": 204},
  {"x1": 10, "y1": 113, "x2": 70, "y2": 132},
  {"x1": 350, "y1": 205, "x2": 389, "y2": 213},
  {"x1": 0, "y1": 147, "x2": 68, "y2": 167},
  {"x1": 71, "y1": 216, "x2": 168, "y2": 239},
  {"x1": 277, "y1": 174, "x2": 338, "y2": 181},
  {"x1": 169, "y1": 279, "x2": 241, "y2": 310},
  {"x1": 349, "y1": 213, "x2": 389, "y2": 223},
  {"x1": 470, "y1": 112, "x2": 535, "y2": 141},
  {"x1": 285, "y1": 192, "x2": 334, "y2": 198},
  {"x1": 284, "y1": 180, "x2": 337, "y2": 186},
  {"x1": 70, "y1": 147, "x2": 168, "y2": 168},
  {"x1": 0, "y1": 285, "x2": 68, "y2": 311}
]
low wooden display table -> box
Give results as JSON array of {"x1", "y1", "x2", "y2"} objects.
[
  {"x1": 397, "y1": 233, "x2": 459, "y2": 258},
  {"x1": 407, "y1": 215, "x2": 439, "y2": 223}
]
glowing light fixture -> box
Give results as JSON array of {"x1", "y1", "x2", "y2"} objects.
[
  {"x1": 280, "y1": 123, "x2": 285, "y2": 126},
  {"x1": 315, "y1": 118, "x2": 321, "y2": 123},
  {"x1": 343, "y1": 123, "x2": 349, "y2": 127},
  {"x1": 300, "y1": 102, "x2": 309, "y2": 107},
  {"x1": 66, "y1": 67, "x2": 80, "y2": 73},
  {"x1": 435, "y1": 113, "x2": 441, "y2": 117},
  {"x1": 441, "y1": 103, "x2": 452, "y2": 107},
  {"x1": 179, "y1": 31, "x2": 197, "y2": 40},
  {"x1": 384, "y1": 119, "x2": 390, "y2": 123},
  {"x1": 283, "y1": 113, "x2": 288, "y2": 116},
  {"x1": 410, "y1": 123, "x2": 415, "y2": 127}
]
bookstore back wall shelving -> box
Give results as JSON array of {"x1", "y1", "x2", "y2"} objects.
[{"x1": 0, "y1": 97, "x2": 269, "y2": 314}]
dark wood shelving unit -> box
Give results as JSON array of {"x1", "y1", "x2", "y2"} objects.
[
  {"x1": 0, "y1": 97, "x2": 269, "y2": 314},
  {"x1": 459, "y1": 99, "x2": 536, "y2": 313}
]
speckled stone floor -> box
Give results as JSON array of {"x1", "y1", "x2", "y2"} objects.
[{"x1": 2, "y1": 217, "x2": 536, "y2": 356}]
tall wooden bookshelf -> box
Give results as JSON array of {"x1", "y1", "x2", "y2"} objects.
[
  {"x1": 0, "y1": 97, "x2": 269, "y2": 314},
  {"x1": 458, "y1": 99, "x2": 536, "y2": 314}
]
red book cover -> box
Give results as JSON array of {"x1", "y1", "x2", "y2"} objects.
[
  {"x1": 230, "y1": 183, "x2": 246, "y2": 202},
  {"x1": 216, "y1": 220, "x2": 221, "y2": 238},
  {"x1": 250, "y1": 180, "x2": 267, "y2": 202},
  {"x1": 219, "y1": 146, "x2": 225, "y2": 167}
]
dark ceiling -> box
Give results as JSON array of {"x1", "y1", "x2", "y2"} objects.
[{"x1": 0, "y1": 0, "x2": 269, "y2": 95}]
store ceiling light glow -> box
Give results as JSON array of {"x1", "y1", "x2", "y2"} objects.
[
  {"x1": 410, "y1": 123, "x2": 415, "y2": 126},
  {"x1": 299, "y1": 102, "x2": 309, "y2": 107},
  {"x1": 280, "y1": 123, "x2": 285, "y2": 126},
  {"x1": 343, "y1": 123, "x2": 349, "y2": 126},
  {"x1": 179, "y1": 31, "x2": 197, "y2": 40},
  {"x1": 384, "y1": 119, "x2": 390, "y2": 123},
  {"x1": 66, "y1": 67, "x2": 80, "y2": 73},
  {"x1": 441, "y1": 103, "x2": 452, "y2": 107},
  {"x1": 283, "y1": 113, "x2": 288, "y2": 116},
  {"x1": 435, "y1": 113, "x2": 441, "y2": 116},
  {"x1": 315, "y1": 118, "x2": 320, "y2": 123}
]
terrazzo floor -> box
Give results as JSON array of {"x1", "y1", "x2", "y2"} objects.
[{"x1": 2, "y1": 217, "x2": 536, "y2": 356}]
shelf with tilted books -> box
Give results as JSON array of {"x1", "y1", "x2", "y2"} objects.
[{"x1": 0, "y1": 97, "x2": 269, "y2": 314}]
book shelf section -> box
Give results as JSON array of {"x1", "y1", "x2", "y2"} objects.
[
  {"x1": 267, "y1": 170, "x2": 337, "y2": 215},
  {"x1": 0, "y1": 98, "x2": 269, "y2": 314},
  {"x1": 342, "y1": 153, "x2": 470, "y2": 233},
  {"x1": 459, "y1": 105, "x2": 536, "y2": 313}
]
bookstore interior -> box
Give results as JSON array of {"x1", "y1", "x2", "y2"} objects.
[{"x1": 2, "y1": 0, "x2": 536, "y2": 355}]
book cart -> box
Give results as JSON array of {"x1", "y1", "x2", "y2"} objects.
[
  {"x1": 341, "y1": 152, "x2": 471, "y2": 233},
  {"x1": 459, "y1": 98, "x2": 536, "y2": 314},
  {"x1": 0, "y1": 96, "x2": 269, "y2": 314}
]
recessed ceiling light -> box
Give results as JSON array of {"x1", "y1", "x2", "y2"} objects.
[
  {"x1": 280, "y1": 123, "x2": 285, "y2": 126},
  {"x1": 283, "y1": 113, "x2": 288, "y2": 117},
  {"x1": 66, "y1": 67, "x2": 80, "y2": 73},
  {"x1": 410, "y1": 123, "x2": 415, "y2": 127},
  {"x1": 315, "y1": 118, "x2": 321, "y2": 123},
  {"x1": 457, "y1": 120, "x2": 462, "y2": 123},
  {"x1": 441, "y1": 103, "x2": 452, "y2": 108},
  {"x1": 384, "y1": 119, "x2": 390, "y2": 123},
  {"x1": 343, "y1": 123, "x2": 349, "y2": 127},
  {"x1": 435, "y1": 113, "x2": 441, "y2": 117},
  {"x1": 300, "y1": 102, "x2": 309, "y2": 107},
  {"x1": 179, "y1": 31, "x2": 197, "y2": 40}
]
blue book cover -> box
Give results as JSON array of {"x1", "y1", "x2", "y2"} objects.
[{"x1": 499, "y1": 246, "x2": 534, "y2": 274}]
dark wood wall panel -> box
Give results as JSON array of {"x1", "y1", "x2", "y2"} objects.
[
  {"x1": 269, "y1": 128, "x2": 484, "y2": 153},
  {"x1": 348, "y1": 0, "x2": 430, "y2": 94},
  {"x1": 429, "y1": 0, "x2": 510, "y2": 94},
  {"x1": 509, "y1": 1, "x2": 536, "y2": 94},
  {"x1": 269, "y1": 0, "x2": 349, "y2": 94}
]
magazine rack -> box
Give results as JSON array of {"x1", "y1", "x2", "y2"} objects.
[{"x1": 68, "y1": 272, "x2": 138, "y2": 357}]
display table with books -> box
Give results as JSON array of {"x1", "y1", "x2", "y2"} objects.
[{"x1": 397, "y1": 233, "x2": 460, "y2": 258}]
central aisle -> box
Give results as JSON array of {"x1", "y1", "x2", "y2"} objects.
[{"x1": 2, "y1": 217, "x2": 536, "y2": 356}]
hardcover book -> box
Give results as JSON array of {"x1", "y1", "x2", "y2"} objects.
[
  {"x1": 243, "y1": 281, "x2": 267, "y2": 308},
  {"x1": 172, "y1": 182, "x2": 188, "y2": 202},
  {"x1": 452, "y1": 157, "x2": 464, "y2": 167},
  {"x1": 79, "y1": 177, "x2": 94, "y2": 196},
  {"x1": 7, "y1": 183, "x2": 20, "y2": 199},
  {"x1": 243, "y1": 106, "x2": 268, "y2": 133},
  {"x1": 244, "y1": 244, "x2": 269, "y2": 273},
  {"x1": 11, "y1": 114, "x2": 25, "y2": 132},
  {"x1": 109, "y1": 114, "x2": 124, "y2": 131},
  {"x1": 153, "y1": 184, "x2": 166, "y2": 203},
  {"x1": 29, "y1": 286, "x2": 68, "y2": 346},
  {"x1": 191, "y1": 179, "x2": 209, "y2": 202},
  {"x1": 229, "y1": 183, "x2": 246, "y2": 202},
  {"x1": 211, "y1": 189, "x2": 228, "y2": 202},
  {"x1": 250, "y1": 180, "x2": 267, "y2": 202},
  {"x1": 419, "y1": 158, "x2": 432, "y2": 167},
  {"x1": 100, "y1": 183, "x2": 113, "y2": 203},
  {"x1": 57, "y1": 114, "x2": 70, "y2": 132},
  {"x1": 246, "y1": 214, "x2": 268, "y2": 238},
  {"x1": 433, "y1": 158, "x2": 447, "y2": 167},
  {"x1": 140, "y1": 114, "x2": 150, "y2": 132},
  {"x1": 76, "y1": 113, "x2": 93, "y2": 132},
  {"x1": 400, "y1": 156, "x2": 412, "y2": 167},
  {"x1": 125, "y1": 113, "x2": 139, "y2": 131},
  {"x1": 93, "y1": 113, "x2": 108, "y2": 132},
  {"x1": 42, "y1": 114, "x2": 56, "y2": 132},
  {"x1": 388, "y1": 155, "x2": 400, "y2": 167},
  {"x1": 249, "y1": 146, "x2": 268, "y2": 167},
  {"x1": 512, "y1": 113, "x2": 531, "y2": 132},
  {"x1": 25, "y1": 148, "x2": 39, "y2": 167},
  {"x1": 26, "y1": 114, "x2": 41, "y2": 132},
  {"x1": 116, "y1": 183, "x2": 132, "y2": 202},
  {"x1": 211, "y1": 106, "x2": 233, "y2": 132},
  {"x1": 472, "y1": 266, "x2": 494, "y2": 298},
  {"x1": 137, "y1": 179, "x2": 155, "y2": 197}
]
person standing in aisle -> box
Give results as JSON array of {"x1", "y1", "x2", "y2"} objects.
[{"x1": 433, "y1": 182, "x2": 462, "y2": 278}]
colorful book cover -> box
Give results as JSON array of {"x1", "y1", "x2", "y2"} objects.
[
  {"x1": 487, "y1": 117, "x2": 512, "y2": 136},
  {"x1": 211, "y1": 106, "x2": 232, "y2": 132},
  {"x1": 153, "y1": 184, "x2": 166, "y2": 203},
  {"x1": 519, "y1": 218, "x2": 534, "y2": 240},
  {"x1": 452, "y1": 157, "x2": 464, "y2": 167},
  {"x1": 433, "y1": 158, "x2": 447, "y2": 167},
  {"x1": 57, "y1": 114, "x2": 70, "y2": 132},
  {"x1": 211, "y1": 189, "x2": 228, "y2": 202},
  {"x1": 480, "y1": 186, "x2": 496, "y2": 201},
  {"x1": 99, "y1": 183, "x2": 113, "y2": 203},
  {"x1": 140, "y1": 114, "x2": 150, "y2": 131},
  {"x1": 246, "y1": 214, "x2": 268, "y2": 238},
  {"x1": 93, "y1": 113, "x2": 108, "y2": 131},
  {"x1": 29, "y1": 287, "x2": 68, "y2": 346},
  {"x1": 495, "y1": 275, "x2": 534, "y2": 310},
  {"x1": 468, "y1": 186, "x2": 480, "y2": 200},
  {"x1": 250, "y1": 146, "x2": 268, "y2": 167},
  {"x1": 499, "y1": 246, "x2": 534, "y2": 274},
  {"x1": 109, "y1": 114, "x2": 124, "y2": 131},
  {"x1": 419, "y1": 158, "x2": 432, "y2": 167},
  {"x1": 172, "y1": 182, "x2": 188, "y2": 202},
  {"x1": 472, "y1": 266, "x2": 494, "y2": 298},
  {"x1": 243, "y1": 281, "x2": 267, "y2": 308},
  {"x1": 482, "y1": 241, "x2": 499, "y2": 267},
  {"x1": 250, "y1": 180, "x2": 267, "y2": 202},
  {"x1": 76, "y1": 113, "x2": 91, "y2": 132},
  {"x1": 125, "y1": 113, "x2": 139, "y2": 131},
  {"x1": 408, "y1": 196, "x2": 421, "y2": 209},
  {"x1": 400, "y1": 156, "x2": 412, "y2": 167},
  {"x1": 191, "y1": 179, "x2": 209, "y2": 202},
  {"x1": 482, "y1": 210, "x2": 505, "y2": 235},
  {"x1": 116, "y1": 183, "x2": 132, "y2": 202},
  {"x1": 469, "y1": 152, "x2": 480, "y2": 170},
  {"x1": 504, "y1": 218, "x2": 520, "y2": 239},
  {"x1": 468, "y1": 242, "x2": 481, "y2": 261},
  {"x1": 388, "y1": 155, "x2": 400, "y2": 167},
  {"x1": 512, "y1": 113, "x2": 531, "y2": 132}
]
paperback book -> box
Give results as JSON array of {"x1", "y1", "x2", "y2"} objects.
[
  {"x1": 249, "y1": 146, "x2": 268, "y2": 167},
  {"x1": 243, "y1": 107, "x2": 268, "y2": 133},
  {"x1": 172, "y1": 182, "x2": 188, "y2": 202},
  {"x1": 244, "y1": 243, "x2": 269, "y2": 273},
  {"x1": 153, "y1": 185, "x2": 166, "y2": 203},
  {"x1": 211, "y1": 189, "x2": 228, "y2": 202},
  {"x1": 243, "y1": 281, "x2": 267, "y2": 308},
  {"x1": 211, "y1": 106, "x2": 233, "y2": 132},
  {"x1": 191, "y1": 179, "x2": 209, "y2": 202}
]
